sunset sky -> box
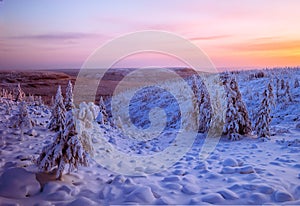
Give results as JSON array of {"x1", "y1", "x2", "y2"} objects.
[{"x1": 0, "y1": 0, "x2": 300, "y2": 70}]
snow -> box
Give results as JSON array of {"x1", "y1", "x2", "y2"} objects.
[
  {"x1": 0, "y1": 68, "x2": 300, "y2": 205},
  {"x1": 0, "y1": 167, "x2": 40, "y2": 198}
]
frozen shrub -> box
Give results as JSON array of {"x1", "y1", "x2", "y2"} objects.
[
  {"x1": 15, "y1": 83, "x2": 25, "y2": 102},
  {"x1": 27, "y1": 94, "x2": 35, "y2": 105},
  {"x1": 1, "y1": 88, "x2": 8, "y2": 98},
  {"x1": 7, "y1": 91, "x2": 13, "y2": 101},
  {"x1": 37, "y1": 96, "x2": 44, "y2": 106},
  {"x1": 10, "y1": 101, "x2": 33, "y2": 139}
]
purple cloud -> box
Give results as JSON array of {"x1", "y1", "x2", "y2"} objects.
[{"x1": 9, "y1": 32, "x2": 104, "y2": 41}]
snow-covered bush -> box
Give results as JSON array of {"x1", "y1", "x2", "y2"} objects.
[
  {"x1": 15, "y1": 83, "x2": 25, "y2": 102},
  {"x1": 1, "y1": 88, "x2": 14, "y2": 101},
  {"x1": 7, "y1": 91, "x2": 13, "y2": 101},
  {"x1": 48, "y1": 86, "x2": 66, "y2": 131},
  {"x1": 1, "y1": 88, "x2": 8, "y2": 98},
  {"x1": 65, "y1": 80, "x2": 75, "y2": 111},
  {"x1": 37, "y1": 110, "x2": 88, "y2": 179},
  {"x1": 35, "y1": 96, "x2": 44, "y2": 106},
  {"x1": 10, "y1": 101, "x2": 33, "y2": 139},
  {"x1": 27, "y1": 94, "x2": 35, "y2": 105},
  {"x1": 223, "y1": 77, "x2": 251, "y2": 140},
  {"x1": 255, "y1": 83, "x2": 273, "y2": 140}
]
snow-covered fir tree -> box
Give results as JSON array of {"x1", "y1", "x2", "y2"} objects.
[
  {"x1": 198, "y1": 82, "x2": 211, "y2": 133},
  {"x1": 191, "y1": 75, "x2": 211, "y2": 133},
  {"x1": 223, "y1": 77, "x2": 251, "y2": 140},
  {"x1": 37, "y1": 111, "x2": 88, "y2": 179},
  {"x1": 48, "y1": 86, "x2": 66, "y2": 131},
  {"x1": 285, "y1": 81, "x2": 293, "y2": 102},
  {"x1": 191, "y1": 75, "x2": 200, "y2": 118},
  {"x1": 255, "y1": 83, "x2": 273, "y2": 140},
  {"x1": 191, "y1": 75, "x2": 199, "y2": 101},
  {"x1": 268, "y1": 82, "x2": 275, "y2": 107},
  {"x1": 10, "y1": 101, "x2": 33, "y2": 139},
  {"x1": 65, "y1": 80, "x2": 75, "y2": 111},
  {"x1": 280, "y1": 79, "x2": 285, "y2": 90},
  {"x1": 96, "y1": 96, "x2": 109, "y2": 125},
  {"x1": 276, "y1": 78, "x2": 280, "y2": 98},
  {"x1": 15, "y1": 83, "x2": 25, "y2": 102}
]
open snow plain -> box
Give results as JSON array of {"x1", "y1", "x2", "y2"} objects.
[{"x1": 0, "y1": 68, "x2": 300, "y2": 205}]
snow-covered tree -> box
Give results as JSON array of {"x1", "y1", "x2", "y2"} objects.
[
  {"x1": 37, "y1": 111, "x2": 88, "y2": 179},
  {"x1": 75, "y1": 102, "x2": 99, "y2": 155},
  {"x1": 280, "y1": 79, "x2": 285, "y2": 90},
  {"x1": 198, "y1": 82, "x2": 212, "y2": 133},
  {"x1": 65, "y1": 80, "x2": 75, "y2": 111},
  {"x1": 191, "y1": 75, "x2": 212, "y2": 133},
  {"x1": 285, "y1": 82, "x2": 293, "y2": 102},
  {"x1": 268, "y1": 82, "x2": 275, "y2": 106},
  {"x1": 15, "y1": 83, "x2": 25, "y2": 102},
  {"x1": 223, "y1": 77, "x2": 251, "y2": 140},
  {"x1": 10, "y1": 101, "x2": 33, "y2": 139},
  {"x1": 96, "y1": 96, "x2": 109, "y2": 125},
  {"x1": 276, "y1": 78, "x2": 280, "y2": 98},
  {"x1": 48, "y1": 86, "x2": 66, "y2": 131},
  {"x1": 255, "y1": 83, "x2": 273, "y2": 140},
  {"x1": 191, "y1": 75, "x2": 199, "y2": 100}
]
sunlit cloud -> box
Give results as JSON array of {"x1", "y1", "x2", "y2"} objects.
[{"x1": 189, "y1": 35, "x2": 232, "y2": 41}]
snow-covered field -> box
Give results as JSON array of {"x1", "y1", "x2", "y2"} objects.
[{"x1": 0, "y1": 68, "x2": 300, "y2": 205}]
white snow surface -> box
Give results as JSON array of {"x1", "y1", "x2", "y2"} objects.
[{"x1": 0, "y1": 68, "x2": 300, "y2": 205}]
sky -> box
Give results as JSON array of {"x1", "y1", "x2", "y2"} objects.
[{"x1": 0, "y1": 0, "x2": 300, "y2": 70}]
